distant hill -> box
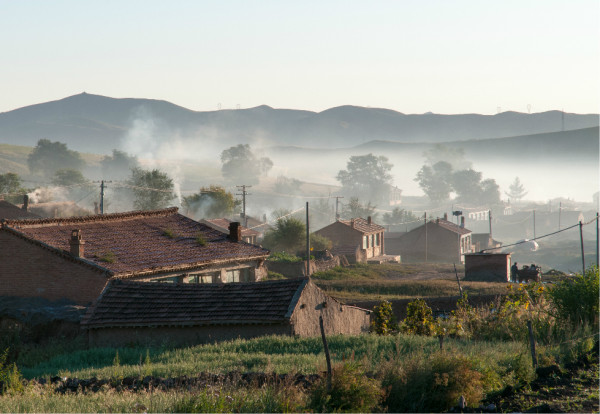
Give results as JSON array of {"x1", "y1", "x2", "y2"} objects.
[{"x1": 0, "y1": 93, "x2": 597, "y2": 153}]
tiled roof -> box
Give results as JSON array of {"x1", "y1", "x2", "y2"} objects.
[
  {"x1": 3, "y1": 208, "x2": 269, "y2": 277},
  {"x1": 0, "y1": 200, "x2": 41, "y2": 220},
  {"x1": 202, "y1": 218, "x2": 259, "y2": 237},
  {"x1": 81, "y1": 278, "x2": 308, "y2": 328},
  {"x1": 339, "y1": 217, "x2": 384, "y2": 234},
  {"x1": 430, "y1": 219, "x2": 471, "y2": 235}
]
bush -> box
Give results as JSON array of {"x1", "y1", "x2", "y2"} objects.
[
  {"x1": 267, "y1": 252, "x2": 302, "y2": 263},
  {"x1": 380, "y1": 353, "x2": 483, "y2": 413},
  {"x1": 548, "y1": 266, "x2": 599, "y2": 327},
  {"x1": 371, "y1": 300, "x2": 398, "y2": 335},
  {"x1": 0, "y1": 349, "x2": 24, "y2": 395},
  {"x1": 400, "y1": 299, "x2": 435, "y2": 336},
  {"x1": 308, "y1": 362, "x2": 382, "y2": 413}
]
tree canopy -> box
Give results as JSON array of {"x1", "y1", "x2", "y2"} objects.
[
  {"x1": 0, "y1": 172, "x2": 27, "y2": 204},
  {"x1": 262, "y1": 216, "x2": 305, "y2": 253},
  {"x1": 221, "y1": 144, "x2": 273, "y2": 185},
  {"x1": 101, "y1": 149, "x2": 139, "y2": 179},
  {"x1": 336, "y1": 154, "x2": 393, "y2": 204},
  {"x1": 128, "y1": 167, "x2": 176, "y2": 210},
  {"x1": 341, "y1": 197, "x2": 377, "y2": 221},
  {"x1": 415, "y1": 162, "x2": 501, "y2": 206},
  {"x1": 382, "y1": 207, "x2": 419, "y2": 226},
  {"x1": 182, "y1": 185, "x2": 240, "y2": 219},
  {"x1": 505, "y1": 177, "x2": 528, "y2": 202},
  {"x1": 27, "y1": 139, "x2": 84, "y2": 176}
]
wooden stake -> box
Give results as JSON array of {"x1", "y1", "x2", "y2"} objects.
[
  {"x1": 580, "y1": 221, "x2": 585, "y2": 274},
  {"x1": 527, "y1": 320, "x2": 537, "y2": 368},
  {"x1": 454, "y1": 263, "x2": 463, "y2": 296},
  {"x1": 319, "y1": 315, "x2": 332, "y2": 392}
]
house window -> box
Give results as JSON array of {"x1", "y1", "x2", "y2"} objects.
[
  {"x1": 363, "y1": 236, "x2": 368, "y2": 249},
  {"x1": 188, "y1": 273, "x2": 216, "y2": 283},
  {"x1": 225, "y1": 269, "x2": 240, "y2": 283},
  {"x1": 375, "y1": 233, "x2": 380, "y2": 246},
  {"x1": 241, "y1": 268, "x2": 252, "y2": 282}
]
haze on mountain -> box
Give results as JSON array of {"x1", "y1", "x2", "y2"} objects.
[{"x1": 1, "y1": 93, "x2": 598, "y2": 154}]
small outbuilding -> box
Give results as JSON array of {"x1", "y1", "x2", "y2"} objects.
[
  {"x1": 315, "y1": 216, "x2": 385, "y2": 263},
  {"x1": 463, "y1": 252, "x2": 511, "y2": 282},
  {"x1": 81, "y1": 278, "x2": 371, "y2": 347}
]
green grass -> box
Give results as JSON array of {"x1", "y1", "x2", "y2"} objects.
[{"x1": 21, "y1": 334, "x2": 527, "y2": 380}]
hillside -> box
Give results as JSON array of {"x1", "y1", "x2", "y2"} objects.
[{"x1": 0, "y1": 93, "x2": 597, "y2": 153}]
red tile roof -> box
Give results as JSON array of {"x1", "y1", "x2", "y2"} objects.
[
  {"x1": 3, "y1": 208, "x2": 269, "y2": 277},
  {"x1": 0, "y1": 200, "x2": 41, "y2": 220},
  {"x1": 202, "y1": 218, "x2": 259, "y2": 238},
  {"x1": 81, "y1": 278, "x2": 308, "y2": 328},
  {"x1": 338, "y1": 217, "x2": 384, "y2": 234}
]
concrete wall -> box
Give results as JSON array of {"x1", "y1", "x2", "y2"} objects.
[
  {"x1": 87, "y1": 323, "x2": 293, "y2": 348},
  {"x1": 0, "y1": 232, "x2": 109, "y2": 305},
  {"x1": 464, "y1": 253, "x2": 511, "y2": 282},
  {"x1": 290, "y1": 282, "x2": 371, "y2": 336}
]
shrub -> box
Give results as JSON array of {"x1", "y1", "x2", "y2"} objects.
[
  {"x1": 267, "y1": 251, "x2": 302, "y2": 263},
  {"x1": 548, "y1": 266, "x2": 599, "y2": 327},
  {"x1": 308, "y1": 362, "x2": 383, "y2": 413},
  {"x1": 400, "y1": 298, "x2": 435, "y2": 336},
  {"x1": 195, "y1": 233, "x2": 207, "y2": 246},
  {"x1": 310, "y1": 233, "x2": 332, "y2": 251},
  {"x1": 0, "y1": 349, "x2": 24, "y2": 395},
  {"x1": 265, "y1": 271, "x2": 286, "y2": 280},
  {"x1": 380, "y1": 353, "x2": 483, "y2": 413},
  {"x1": 371, "y1": 300, "x2": 398, "y2": 335}
]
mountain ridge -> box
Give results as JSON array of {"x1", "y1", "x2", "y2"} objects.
[{"x1": 0, "y1": 93, "x2": 598, "y2": 153}]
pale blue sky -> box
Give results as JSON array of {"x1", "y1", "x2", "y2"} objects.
[{"x1": 1, "y1": 0, "x2": 598, "y2": 114}]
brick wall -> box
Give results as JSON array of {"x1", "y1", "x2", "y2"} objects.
[{"x1": 0, "y1": 232, "x2": 109, "y2": 305}]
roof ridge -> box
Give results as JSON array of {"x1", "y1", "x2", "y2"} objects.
[{"x1": 3, "y1": 207, "x2": 179, "y2": 227}]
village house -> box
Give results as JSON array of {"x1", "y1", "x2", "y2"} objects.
[
  {"x1": 0, "y1": 207, "x2": 270, "y2": 305},
  {"x1": 388, "y1": 214, "x2": 473, "y2": 263},
  {"x1": 200, "y1": 218, "x2": 260, "y2": 245},
  {"x1": 0, "y1": 198, "x2": 41, "y2": 220},
  {"x1": 315, "y1": 216, "x2": 385, "y2": 263},
  {"x1": 81, "y1": 278, "x2": 371, "y2": 347}
]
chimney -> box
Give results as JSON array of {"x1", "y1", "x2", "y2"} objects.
[
  {"x1": 460, "y1": 216, "x2": 465, "y2": 228},
  {"x1": 22, "y1": 194, "x2": 29, "y2": 211},
  {"x1": 351, "y1": 218, "x2": 355, "y2": 229},
  {"x1": 69, "y1": 229, "x2": 85, "y2": 258},
  {"x1": 443, "y1": 212, "x2": 448, "y2": 221},
  {"x1": 367, "y1": 216, "x2": 372, "y2": 225},
  {"x1": 228, "y1": 222, "x2": 242, "y2": 242}
]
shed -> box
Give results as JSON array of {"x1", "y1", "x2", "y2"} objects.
[
  {"x1": 464, "y1": 253, "x2": 511, "y2": 282},
  {"x1": 81, "y1": 278, "x2": 371, "y2": 347}
]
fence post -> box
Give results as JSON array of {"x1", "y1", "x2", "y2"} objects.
[
  {"x1": 527, "y1": 320, "x2": 538, "y2": 369},
  {"x1": 319, "y1": 315, "x2": 332, "y2": 392}
]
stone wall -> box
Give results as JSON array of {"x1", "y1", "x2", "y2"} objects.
[{"x1": 266, "y1": 256, "x2": 341, "y2": 278}]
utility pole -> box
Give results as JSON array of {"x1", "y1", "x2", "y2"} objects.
[
  {"x1": 424, "y1": 212, "x2": 428, "y2": 263},
  {"x1": 94, "y1": 180, "x2": 112, "y2": 215},
  {"x1": 306, "y1": 202, "x2": 310, "y2": 277},
  {"x1": 333, "y1": 196, "x2": 344, "y2": 220},
  {"x1": 558, "y1": 202, "x2": 562, "y2": 230},
  {"x1": 488, "y1": 209, "x2": 493, "y2": 238},
  {"x1": 236, "y1": 185, "x2": 251, "y2": 227},
  {"x1": 533, "y1": 209, "x2": 536, "y2": 239},
  {"x1": 579, "y1": 221, "x2": 585, "y2": 274}
]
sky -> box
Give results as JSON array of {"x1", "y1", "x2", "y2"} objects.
[{"x1": 1, "y1": 0, "x2": 599, "y2": 115}]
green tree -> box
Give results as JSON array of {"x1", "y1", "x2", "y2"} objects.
[
  {"x1": 336, "y1": 153, "x2": 393, "y2": 204},
  {"x1": 549, "y1": 266, "x2": 599, "y2": 326},
  {"x1": 129, "y1": 167, "x2": 176, "y2": 210},
  {"x1": 310, "y1": 233, "x2": 332, "y2": 251},
  {"x1": 414, "y1": 161, "x2": 453, "y2": 204},
  {"x1": 27, "y1": 139, "x2": 84, "y2": 176},
  {"x1": 221, "y1": 144, "x2": 273, "y2": 185},
  {"x1": 182, "y1": 185, "x2": 240, "y2": 219},
  {"x1": 382, "y1": 207, "x2": 419, "y2": 226},
  {"x1": 101, "y1": 149, "x2": 139, "y2": 179},
  {"x1": 51, "y1": 169, "x2": 89, "y2": 187},
  {"x1": 451, "y1": 169, "x2": 483, "y2": 204},
  {"x1": 423, "y1": 144, "x2": 472, "y2": 170},
  {"x1": 371, "y1": 300, "x2": 398, "y2": 335},
  {"x1": 480, "y1": 178, "x2": 501, "y2": 205},
  {"x1": 262, "y1": 217, "x2": 305, "y2": 253},
  {"x1": 273, "y1": 175, "x2": 302, "y2": 195},
  {"x1": 0, "y1": 173, "x2": 27, "y2": 204},
  {"x1": 341, "y1": 197, "x2": 377, "y2": 220},
  {"x1": 505, "y1": 176, "x2": 528, "y2": 203},
  {"x1": 400, "y1": 298, "x2": 435, "y2": 336}
]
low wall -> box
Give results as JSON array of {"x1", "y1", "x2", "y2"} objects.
[{"x1": 266, "y1": 257, "x2": 341, "y2": 278}]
